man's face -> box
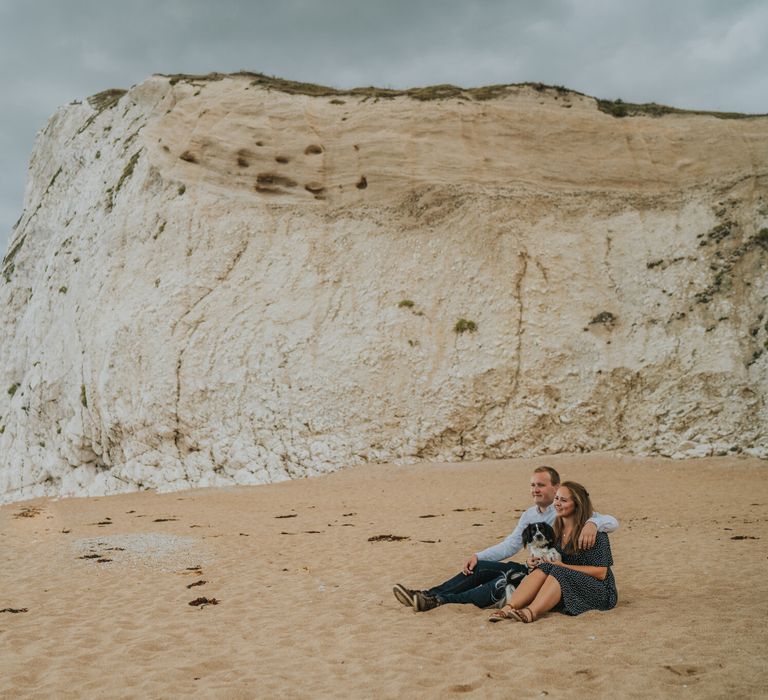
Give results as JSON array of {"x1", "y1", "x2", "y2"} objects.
[{"x1": 530, "y1": 472, "x2": 558, "y2": 508}]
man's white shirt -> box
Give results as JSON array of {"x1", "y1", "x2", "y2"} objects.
[{"x1": 475, "y1": 504, "x2": 619, "y2": 562}]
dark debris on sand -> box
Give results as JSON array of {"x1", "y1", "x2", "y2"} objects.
[
  {"x1": 189, "y1": 597, "x2": 219, "y2": 607},
  {"x1": 13, "y1": 507, "x2": 42, "y2": 519},
  {"x1": 368, "y1": 534, "x2": 409, "y2": 542}
]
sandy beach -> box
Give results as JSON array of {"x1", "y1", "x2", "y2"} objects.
[{"x1": 1, "y1": 453, "x2": 766, "y2": 699}]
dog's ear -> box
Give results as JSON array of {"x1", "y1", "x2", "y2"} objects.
[{"x1": 522, "y1": 524, "x2": 533, "y2": 547}]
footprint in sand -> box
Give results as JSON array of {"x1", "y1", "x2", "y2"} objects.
[
  {"x1": 447, "y1": 681, "x2": 480, "y2": 693},
  {"x1": 575, "y1": 669, "x2": 597, "y2": 680},
  {"x1": 663, "y1": 665, "x2": 700, "y2": 677}
]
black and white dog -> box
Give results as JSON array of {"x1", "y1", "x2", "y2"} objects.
[
  {"x1": 522, "y1": 521, "x2": 562, "y2": 565},
  {"x1": 496, "y1": 522, "x2": 561, "y2": 607}
]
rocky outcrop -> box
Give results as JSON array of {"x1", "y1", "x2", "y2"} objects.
[{"x1": 1, "y1": 74, "x2": 766, "y2": 503}]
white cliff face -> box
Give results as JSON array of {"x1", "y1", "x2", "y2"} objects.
[{"x1": 1, "y1": 75, "x2": 766, "y2": 503}]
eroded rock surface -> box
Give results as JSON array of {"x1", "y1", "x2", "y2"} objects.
[{"x1": 1, "y1": 75, "x2": 766, "y2": 502}]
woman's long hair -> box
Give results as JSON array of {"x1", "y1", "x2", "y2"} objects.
[{"x1": 553, "y1": 481, "x2": 594, "y2": 554}]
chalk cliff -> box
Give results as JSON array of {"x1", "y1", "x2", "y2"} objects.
[{"x1": 1, "y1": 74, "x2": 766, "y2": 503}]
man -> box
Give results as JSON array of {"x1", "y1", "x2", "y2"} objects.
[{"x1": 392, "y1": 466, "x2": 619, "y2": 611}]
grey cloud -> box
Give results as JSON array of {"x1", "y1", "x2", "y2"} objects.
[{"x1": 1, "y1": 0, "x2": 766, "y2": 250}]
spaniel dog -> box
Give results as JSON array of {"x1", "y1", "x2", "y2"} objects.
[
  {"x1": 496, "y1": 521, "x2": 562, "y2": 607},
  {"x1": 522, "y1": 521, "x2": 562, "y2": 564}
]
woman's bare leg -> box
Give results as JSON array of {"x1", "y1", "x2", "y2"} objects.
[
  {"x1": 506, "y1": 569, "x2": 547, "y2": 609},
  {"x1": 526, "y1": 575, "x2": 563, "y2": 619}
]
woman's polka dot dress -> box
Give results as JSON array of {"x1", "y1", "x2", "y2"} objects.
[{"x1": 538, "y1": 531, "x2": 618, "y2": 615}]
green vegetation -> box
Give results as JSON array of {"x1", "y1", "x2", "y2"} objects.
[
  {"x1": 58, "y1": 286, "x2": 67, "y2": 294},
  {"x1": 44, "y1": 167, "x2": 63, "y2": 196},
  {"x1": 7, "y1": 383, "x2": 19, "y2": 397},
  {"x1": 115, "y1": 151, "x2": 141, "y2": 194},
  {"x1": 77, "y1": 90, "x2": 127, "y2": 135},
  {"x1": 694, "y1": 228, "x2": 768, "y2": 304},
  {"x1": 596, "y1": 98, "x2": 764, "y2": 120},
  {"x1": 398, "y1": 299, "x2": 415, "y2": 308},
  {"x1": 2, "y1": 233, "x2": 25, "y2": 267},
  {"x1": 80, "y1": 384, "x2": 88, "y2": 408},
  {"x1": 454, "y1": 318, "x2": 478, "y2": 334},
  {"x1": 159, "y1": 73, "x2": 583, "y2": 103},
  {"x1": 178, "y1": 184, "x2": 186, "y2": 196},
  {"x1": 156, "y1": 72, "x2": 767, "y2": 116},
  {"x1": 87, "y1": 89, "x2": 127, "y2": 112},
  {"x1": 697, "y1": 222, "x2": 734, "y2": 247},
  {"x1": 123, "y1": 128, "x2": 142, "y2": 151}
]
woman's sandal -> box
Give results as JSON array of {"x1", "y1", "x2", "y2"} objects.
[
  {"x1": 515, "y1": 607, "x2": 535, "y2": 623},
  {"x1": 488, "y1": 605, "x2": 536, "y2": 623},
  {"x1": 488, "y1": 605, "x2": 519, "y2": 622}
]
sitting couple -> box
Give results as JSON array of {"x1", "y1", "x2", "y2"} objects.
[{"x1": 392, "y1": 466, "x2": 618, "y2": 623}]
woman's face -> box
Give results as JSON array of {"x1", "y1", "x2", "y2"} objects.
[{"x1": 554, "y1": 486, "x2": 575, "y2": 518}]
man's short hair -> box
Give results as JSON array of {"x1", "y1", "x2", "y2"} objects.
[{"x1": 533, "y1": 465, "x2": 560, "y2": 485}]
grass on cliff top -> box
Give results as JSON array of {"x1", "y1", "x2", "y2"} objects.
[
  {"x1": 153, "y1": 72, "x2": 766, "y2": 118},
  {"x1": 158, "y1": 71, "x2": 556, "y2": 101},
  {"x1": 87, "y1": 89, "x2": 127, "y2": 113},
  {"x1": 595, "y1": 98, "x2": 763, "y2": 120}
]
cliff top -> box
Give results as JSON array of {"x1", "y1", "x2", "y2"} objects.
[{"x1": 130, "y1": 72, "x2": 768, "y2": 120}]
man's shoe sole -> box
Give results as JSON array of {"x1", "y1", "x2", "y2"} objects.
[{"x1": 392, "y1": 584, "x2": 416, "y2": 608}]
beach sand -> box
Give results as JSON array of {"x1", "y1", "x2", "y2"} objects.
[{"x1": 1, "y1": 453, "x2": 766, "y2": 699}]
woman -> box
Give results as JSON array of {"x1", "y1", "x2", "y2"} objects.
[{"x1": 488, "y1": 481, "x2": 617, "y2": 623}]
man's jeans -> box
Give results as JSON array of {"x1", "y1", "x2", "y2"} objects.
[{"x1": 426, "y1": 560, "x2": 529, "y2": 608}]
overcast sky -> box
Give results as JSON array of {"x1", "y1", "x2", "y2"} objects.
[{"x1": 1, "y1": 0, "x2": 766, "y2": 252}]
